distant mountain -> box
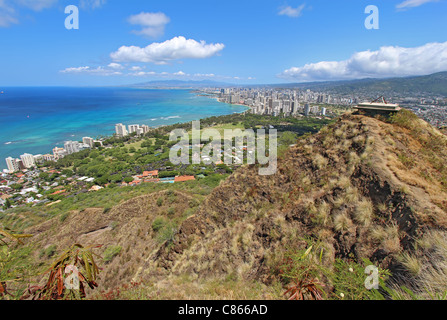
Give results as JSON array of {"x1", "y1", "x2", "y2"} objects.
[
  {"x1": 127, "y1": 72, "x2": 447, "y2": 96},
  {"x1": 130, "y1": 80, "x2": 235, "y2": 89},
  {"x1": 268, "y1": 72, "x2": 447, "y2": 96}
]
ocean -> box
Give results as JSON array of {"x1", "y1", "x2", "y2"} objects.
[{"x1": 0, "y1": 87, "x2": 248, "y2": 170}]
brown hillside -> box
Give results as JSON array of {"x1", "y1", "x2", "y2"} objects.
[
  {"x1": 23, "y1": 110, "x2": 447, "y2": 299},
  {"x1": 25, "y1": 190, "x2": 200, "y2": 293},
  {"x1": 145, "y1": 111, "x2": 447, "y2": 296}
]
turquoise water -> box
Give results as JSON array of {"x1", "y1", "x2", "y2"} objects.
[{"x1": 0, "y1": 87, "x2": 247, "y2": 170}]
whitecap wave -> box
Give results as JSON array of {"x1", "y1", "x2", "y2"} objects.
[{"x1": 161, "y1": 115, "x2": 181, "y2": 120}]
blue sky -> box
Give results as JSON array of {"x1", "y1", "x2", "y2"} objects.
[{"x1": 0, "y1": 0, "x2": 447, "y2": 86}]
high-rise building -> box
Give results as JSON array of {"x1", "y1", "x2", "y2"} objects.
[
  {"x1": 20, "y1": 153, "x2": 35, "y2": 169},
  {"x1": 115, "y1": 123, "x2": 128, "y2": 137},
  {"x1": 304, "y1": 104, "x2": 310, "y2": 116},
  {"x1": 5, "y1": 157, "x2": 19, "y2": 173},
  {"x1": 33, "y1": 154, "x2": 43, "y2": 165},
  {"x1": 128, "y1": 124, "x2": 140, "y2": 134},
  {"x1": 43, "y1": 154, "x2": 55, "y2": 162},
  {"x1": 82, "y1": 137, "x2": 94, "y2": 148},
  {"x1": 53, "y1": 147, "x2": 67, "y2": 160},
  {"x1": 64, "y1": 141, "x2": 80, "y2": 155},
  {"x1": 230, "y1": 94, "x2": 240, "y2": 104}
]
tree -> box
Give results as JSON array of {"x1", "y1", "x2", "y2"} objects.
[
  {"x1": 110, "y1": 174, "x2": 123, "y2": 183},
  {"x1": 123, "y1": 177, "x2": 133, "y2": 183},
  {"x1": 3, "y1": 198, "x2": 11, "y2": 209},
  {"x1": 94, "y1": 176, "x2": 109, "y2": 186},
  {"x1": 61, "y1": 169, "x2": 73, "y2": 177},
  {"x1": 39, "y1": 172, "x2": 50, "y2": 181},
  {"x1": 10, "y1": 184, "x2": 23, "y2": 191}
]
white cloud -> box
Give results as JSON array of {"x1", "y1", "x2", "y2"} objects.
[
  {"x1": 79, "y1": 0, "x2": 107, "y2": 10},
  {"x1": 60, "y1": 66, "x2": 122, "y2": 76},
  {"x1": 61, "y1": 65, "x2": 248, "y2": 81},
  {"x1": 0, "y1": 0, "x2": 59, "y2": 27},
  {"x1": 0, "y1": 11, "x2": 17, "y2": 27},
  {"x1": 128, "y1": 12, "x2": 170, "y2": 38},
  {"x1": 194, "y1": 73, "x2": 215, "y2": 77},
  {"x1": 129, "y1": 66, "x2": 143, "y2": 71},
  {"x1": 396, "y1": 0, "x2": 439, "y2": 9},
  {"x1": 278, "y1": 4, "x2": 305, "y2": 18},
  {"x1": 128, "y1": 70, "x2": 188, "y2": 77},
  {"x1": 108, "y1": 62, "x2": 124, "y2": 69},
  {"x1": 279, "y1": 41, "x2": 447, "y2": 82},
  {"x1": 16, "y1": 0, "x2": 57, "y2": 11},
  {"x1": 110, "y1": 36, "x2": 225, "y2": 64},
  {"x1": 129, "y1": 71, "x2": 154, "y2": 77},
  {"x1": 0, "y1": 0, "x2": 17, "y2": 27}
]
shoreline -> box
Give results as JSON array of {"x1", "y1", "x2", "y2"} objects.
[
  {"x1": 202, "y1": 93, "x2": 252, "y2": 114},
  {"x1": 1, "y1": 89, "x2": 249, "y2": 171}
]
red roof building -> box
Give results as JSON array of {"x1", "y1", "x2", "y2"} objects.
[
  {"x1": 174, "y1": 175, "x2": 196, "y2": 182},
  {"x1": 51, "y1": 190, "x2": 66, "y2": 195},
  {"x1": 138, "y1": 170, "x2": 159, "y2": 179}
]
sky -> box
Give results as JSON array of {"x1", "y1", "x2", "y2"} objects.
[{"x1": 0, "y1": 0, "x2": 447, "y2": 86}]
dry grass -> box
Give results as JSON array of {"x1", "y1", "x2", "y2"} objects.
[
  {"x1": 398, "y1": 252, "x2": 422, "y2": 276},
  {"x1": 370, "y1": 223, "x2": 401, "y2": 254},
  {"x1": 93, "y1": 275, "x2": 283, "y2": 300},
  {"x1": 415, "y1": 231, "x2": 447, "y2": 297},
  {"x1": 313, "y1": 154, "x2": 329, "y2": 170},
  {"x1": 353, "y1": 199, "x2": 374, "y2": 226},
  {"x1": 313, "y1": 201, "x2": 332, "y2": 226},
  {"x1": 348, "y1": 152, "x2": 360, "y2": 166},
  {"x1": 334, "y1": 213, "x2": 353, "y2": 232}
]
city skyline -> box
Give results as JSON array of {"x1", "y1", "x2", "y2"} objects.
[{"x1": 0, "y1": 0, "x2": 447, "y2": 86}]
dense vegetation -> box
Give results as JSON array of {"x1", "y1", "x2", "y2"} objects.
[{"x1": 33, "y1": 113, "x2": 333, "y2": 193}]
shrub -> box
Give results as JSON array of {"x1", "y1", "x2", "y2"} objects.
[
  {"x1": 59, "y1": 212, "x2": 69, "y2": 222},
  {"x1": 103, "y1": 245, "x2": 122, "y2": 263},
  {"x1": 45, "y1": 244, "x2": 57, "y2": 258},
  {"x1": 152, "y1": 216, "x2": 166, "y2": 232},
  {"x1": 328, "y1": 257, "x2": 390, "y2": 300},
  {"x1": 109, "y1": 221, "x2": 119, "y2": 230},
  {"x1": 159, "y1": 171, "x2": 179, "y2": 178},
  {"x1": 156, "y1": 222, "x2": 177, "y2": 245},
  {"x1": 390, "y1": 109, "x2": 419, "y2": 130},
  {"x1": 278, "y1": 238, "x2": 327, "y2": 300}
]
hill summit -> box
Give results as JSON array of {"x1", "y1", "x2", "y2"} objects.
[
  {"x1": 24, "y1": 110, "x2": 447, "y2": 299},
  {"x1": 149, "y1": 110, "x2": 447, "y2": 296}
]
